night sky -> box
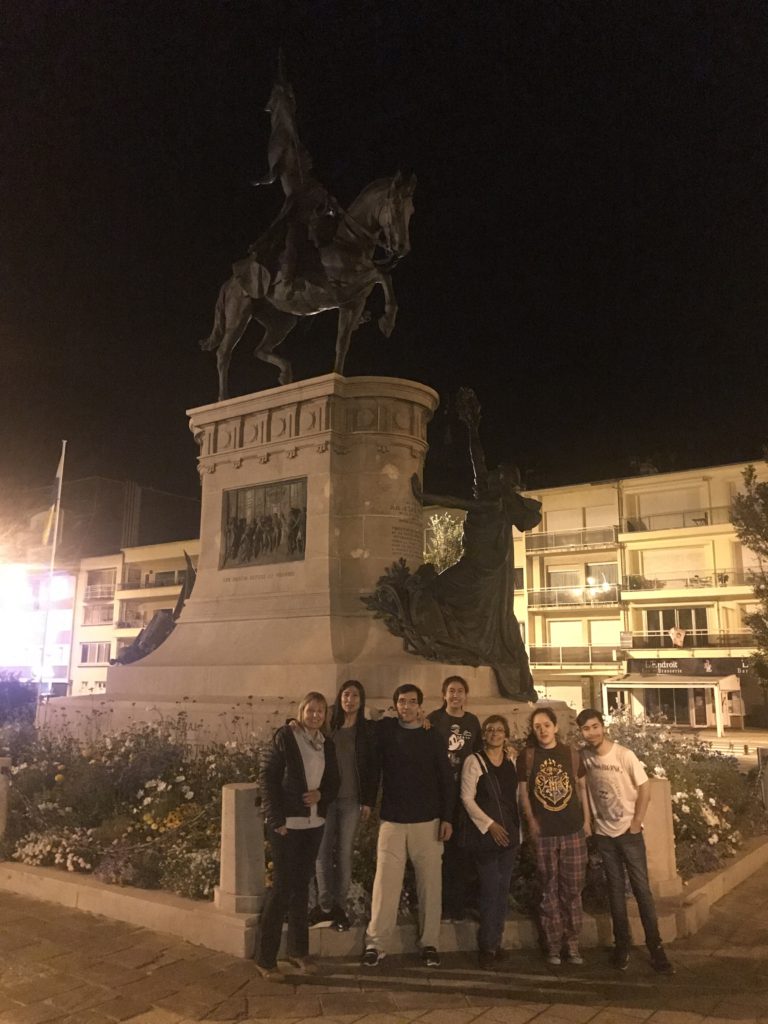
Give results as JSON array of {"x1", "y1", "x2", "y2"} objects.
[{"x1": 3, "y1": 0, "x2": 768, "y2": 501}]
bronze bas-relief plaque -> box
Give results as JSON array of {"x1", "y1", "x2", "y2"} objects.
[{"x1": 220, "y1": 477, "x2": 307, "y2": 569}]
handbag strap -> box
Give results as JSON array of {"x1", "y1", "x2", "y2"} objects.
[{"x1": 475, "y1": 750, "x2": 507, "y2": 826}]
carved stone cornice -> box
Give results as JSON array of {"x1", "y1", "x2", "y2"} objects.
[{"x1": 189, "y1": 375, "x2": 438, "y2": 472}]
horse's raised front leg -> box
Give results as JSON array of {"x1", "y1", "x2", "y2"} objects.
[
  {"x1": 376, "y1": 271, "x2": 398, "y2": 338},
  {"x1": 335, "y1": 298, "x2": 368, "y2": 375},
  {"x1": 252, "y1": 303, "x2": 299, "y2": 386}
]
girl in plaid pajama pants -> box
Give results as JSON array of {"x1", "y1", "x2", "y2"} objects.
[{"x1": 517, "y1": 708, "x2": 591, "y2": 966}]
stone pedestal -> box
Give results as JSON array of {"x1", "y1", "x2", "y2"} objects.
[
  {"x1": 214, "y1": 783, "x2": 264, "y2": 915},
  {"x1": 645, "y1": 777, "x2": 683, "y2": 898},
  {"x1": 105, "y1": 374, "x2": 504, "y2": 707}
]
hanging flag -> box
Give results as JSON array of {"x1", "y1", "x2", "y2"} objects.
[{"x1": 42, "y1": 443, "x2": 66, "y2": 545}]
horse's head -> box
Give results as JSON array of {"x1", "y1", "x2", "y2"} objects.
[{"x1": 377, "y1": 171, "x2": 416, "y2": 266}]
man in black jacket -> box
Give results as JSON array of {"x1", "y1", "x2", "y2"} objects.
[{"x1": 362, "y1": 684, "x2": 455, "y2": 968}]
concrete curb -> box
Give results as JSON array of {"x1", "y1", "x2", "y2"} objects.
[
  {"x1": 675, "y1": 833, "x2": 768, "y2": 936},
  {"x1": 0, "y1": 862, "x2": 257, "y2": 957},
  {"x1": 1, "y1": 834, "x2": 767, "y2": 959}
]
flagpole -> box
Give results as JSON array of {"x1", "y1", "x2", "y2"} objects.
[{"x1": 40, "y1": 440, "x2": 67, "y2": 690}]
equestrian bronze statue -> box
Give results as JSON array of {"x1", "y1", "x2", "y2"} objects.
[
  {"x1": 363, "y1": 388, "x2": 542, "y2": 702},
  {"x1": 200, "y1": 64, "x2": 416, "y2": 400}
]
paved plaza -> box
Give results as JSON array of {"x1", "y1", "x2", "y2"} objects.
[{"x1": 0, "y1": 863, "x2": 767, "y2": 1024}]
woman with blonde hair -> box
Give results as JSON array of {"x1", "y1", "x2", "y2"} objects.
[{"x1": 256, "y1": 692, "x2": 339, "y2": 980}]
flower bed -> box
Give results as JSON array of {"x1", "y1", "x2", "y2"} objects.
[
  {"x1": 0, "y1": 715, "x2": 263, "y2": 900},
  {"x1": 606, "y1": 713, "x2": 767, "y2": 877},
  {"x1": 0, "y1": 710, "x2": 765, "y2": 904}
]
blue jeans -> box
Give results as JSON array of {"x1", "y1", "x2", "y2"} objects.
[
  {"x1": 473, "y1": 843, "x2": 518, "y2": 953},
  {"x1": 315, "y1": 797, "x2": 360, "y2": 911},
  {"x1": 595, "y1": 831, "x2": 661, "y2": 951}
]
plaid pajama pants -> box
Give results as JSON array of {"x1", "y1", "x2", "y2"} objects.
[{"x1": 534, "y1": 829, "x2": 587, "y2": 955}]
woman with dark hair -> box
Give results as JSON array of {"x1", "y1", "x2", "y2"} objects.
[
  {"x1": 256, "y1": 692, "x2": 339, "y2": 980},
  {"x1": 460, "y1": 714, "x2": 520, "y2": 970},
  {"x1": 310, "y1": 680, "x2": 378, "y2": 931},
  {"x1": 516, "y1": 707, "x2": 590, "y2": 967}
]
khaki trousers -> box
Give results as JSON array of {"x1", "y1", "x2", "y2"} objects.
[{"x1": 366, "y1": 818, "x2": 444, "y2": 952}]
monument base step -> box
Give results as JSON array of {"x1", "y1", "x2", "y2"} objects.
[{"x1": 37, "y1": 692, "x2": 568, "y2": 743}]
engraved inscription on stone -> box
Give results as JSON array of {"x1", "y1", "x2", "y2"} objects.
[{"x1": 391, "y1": 521, "x2": 423, "y2": 562}]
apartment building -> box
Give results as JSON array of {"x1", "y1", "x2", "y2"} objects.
[
  {"x1": 518, "y1": 462, "x2": 760, "y2": 732},
  {"x1": 70, "y1": 540, "x2": 199, "y2": 694}
]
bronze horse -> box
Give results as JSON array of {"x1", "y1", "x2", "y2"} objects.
[{"x1": 199, "y1": 172, "x2": 416, "y2": 400}]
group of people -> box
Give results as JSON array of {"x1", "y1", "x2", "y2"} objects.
[
  {"x1": 224, "y1": 507, "x2": 306, "y2": 566},
  {"x1": 255, "y1": 675, "x2": 674, "y2": 981}
]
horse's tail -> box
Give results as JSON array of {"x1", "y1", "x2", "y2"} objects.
[{"x1": 199, "y1": 282, "x2": 228, "y2": 351}]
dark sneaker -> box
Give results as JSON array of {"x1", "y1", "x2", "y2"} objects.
[
  {"x1": 478, "y1": 950, "x2": 498, "y2": 971},
  {"x1": 308, "y1": 906, "x2": 334, "y2": 927},
  {"x1": 287, "y1": 955, "x2": 319, "y2": 975},
  {"x1": 332, "y1": 905, "x2": 350, "y2": 932},
  {"x1": 612, "y1": 947, "x2": 630, "y2": 971},
  {"x1": 422, "y1": 946, "x2": 441, "y2": 968},
  {"x1": 650, "y1": 946, "x2": 675, "y2": 975},
  {"x1": 362, "y1": 947, "x2": 385, "y2": 967}
]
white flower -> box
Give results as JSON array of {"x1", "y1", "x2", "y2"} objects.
[
  {"x1": 708, "y1": 834, "x2": 719, "y2": 845},
  {"x1": 681, "y1": 804, "x2": 690, "y2": 814},
  {"x1": 653, "y1": 766, "x2": 666, "y2": 778},
  {"x1": 695, "y1": 788, "x2": 704, "y2": 799}
]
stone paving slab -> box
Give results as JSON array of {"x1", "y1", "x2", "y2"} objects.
[{"x1": 0, "y1": 864, "x2": 767, "y2": 1024}]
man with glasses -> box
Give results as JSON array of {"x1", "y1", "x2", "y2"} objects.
[{"x1": 362, "y1": 684, "x2": 455, "y2": 968}]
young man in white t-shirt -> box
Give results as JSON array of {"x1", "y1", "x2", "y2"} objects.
[{"x1": 576, "y1": 708, "x2": 674, "y2": 975}]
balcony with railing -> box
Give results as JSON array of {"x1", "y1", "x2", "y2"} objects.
[
  {"x1": 620, "y1": 506, "x2": 731, "y2": 534},
  {"x1": 84, "y1": 583, "x2": 116, "y2": 601},
  {"x1": 526, "y1": 525, "x2": 619, "y2": 553},
  {"x1": 530, "y1": 645, "x2": 618, "y2": 667},
  {"x1": 622, "y1": 568, "x2": 750, "y2": 592},
  {"x1": 627, "y1": 631, "x2": 752, "y2": 651},
  {"x1": 527, "y1": 582, "x2": 620, "y2": 609},
  {"x1": 118, "y1": 571, "x2": 188, "y2": 592}
]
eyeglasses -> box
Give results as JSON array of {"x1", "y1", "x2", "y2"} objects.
[
  {"x1": 484, "y1": 727, "x2": 507, "y2": 735},
  {"x1": 396, "y1": 698, "x2": 420, "y2": 707}
]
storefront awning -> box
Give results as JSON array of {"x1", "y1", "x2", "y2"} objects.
[
  {"x1": 605, "y1": 673, "x2": 739, "y2": 690},
  {"x1": 602, "y1": 674, "x2": 741, "y2": 737}
]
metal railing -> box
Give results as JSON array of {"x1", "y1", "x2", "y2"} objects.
[
  {"x1": 621, "y1": 506, "x2": 731, "y2": 533},
  {"x1": 118, "y1": 574, "x2": 186, "y2": 591},
  {"x1": 527, "y1": 583, "x2": 620, "y2": 609},
  {"x1": 628, "y1": 631, "x2": 752, "y2": 650},
  {"x1": 530, "y1": 645, "x2": 618, "y2": 666},
  {"x1": 84, "y1": 584, "x2": 116, "y2": 601},
  {"x1": 526, "y1": 525, "x2": 619, "y2": 552},
  {"x1": 622, "y1": 568, "x2": 749, "y2": 591}
]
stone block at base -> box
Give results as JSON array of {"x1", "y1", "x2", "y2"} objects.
[{"x1": 0, "y1": 862, "x2": 258, "y2": 958}]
